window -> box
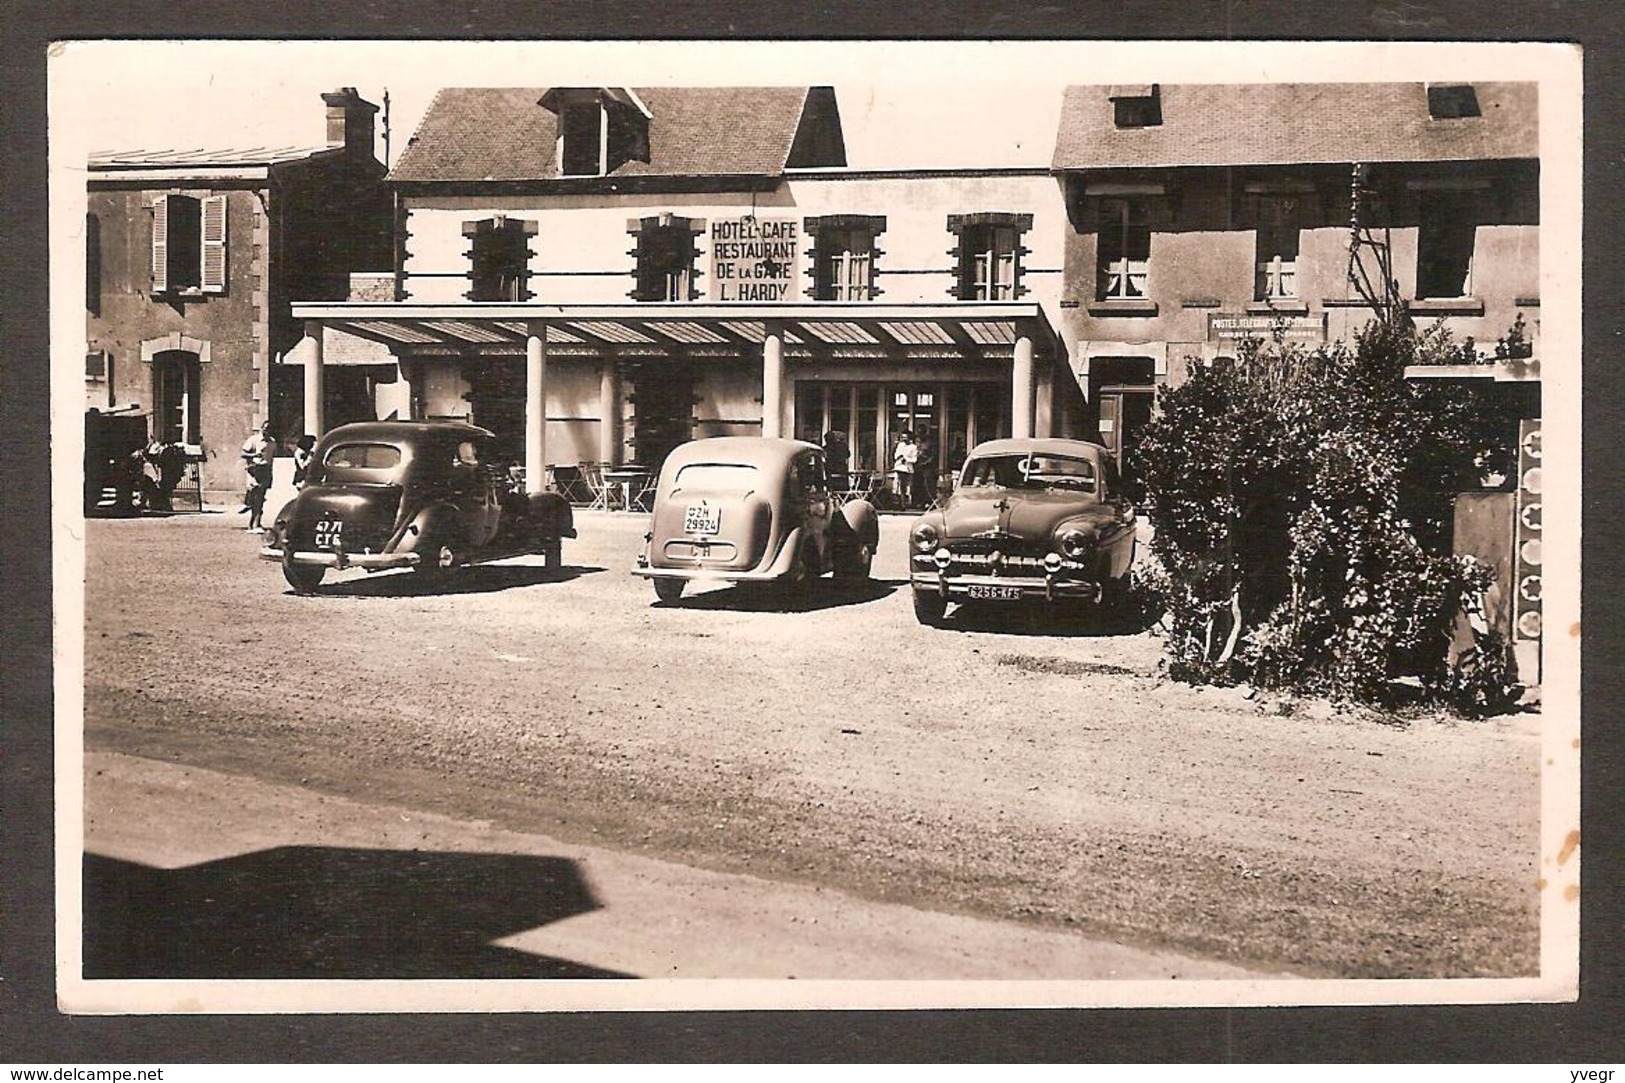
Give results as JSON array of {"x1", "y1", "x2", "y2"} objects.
[
  {"x1": 559, "y1": 104, "x2": 603, "y2": 176},
  {"x1": 1417, "y1": 190, "x2": 1477, "y2": 299},
  {"x1": 628, "y1": 216, "x2": 703, "y2": 302},
  {"x1": 805, "y1": 216, "x2": 885, "y2": 301},
  {"x1": 1427, "y1": 84, "x2": 1481, "y2": 120},
  {"x1": 86, "y1": 213, "x2": 101, "y2": 315},
  {"x1": 1254, "y1": 196, "x2": 1302, "y2": 301},
  {"x1": 151, "y1": 194, "x2": 226, "y2": 295},
  {"x1": 85, "y1": 350, "x2": 108, "y2": 384},
  {"x1": 948, "y1": 213, "x2": 1031, "y2": 301},
  {"x1": 325, "y1": 443, "x2": 402, "y2": 470},
  {"x1": 1096, "y1": 198, "x2": 1150, "y2": 300},
  {"x1": 1110, "y1": 85, "x2": 1162, "y2": 129},
  {"x1": 544, "y1": 88, "x2": 652, "y2": 177},
  {"x1": 463, "y1": 217, "x2": 537, "y2": 301},
  {"x1": 152, "y1": 350, "x2": 201, "y2": 445}
]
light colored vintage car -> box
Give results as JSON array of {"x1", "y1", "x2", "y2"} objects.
[
  {"x1": 633, "y1": 436, "x2": 880, "y2": 603},
  {"x1": 907, "y1": 437, "x2": 1136, "y2": 625},
  {"x1": 261, "y1": 421, "x2": 575, "y2": 593}
]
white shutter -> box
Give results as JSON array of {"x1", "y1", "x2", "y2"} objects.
[
  {"x1": 151, "y1": 196, "x2": 170, "y2": 294},
  {"x1": 200, "y1": 195, "x2": 227, "y2": 293}
]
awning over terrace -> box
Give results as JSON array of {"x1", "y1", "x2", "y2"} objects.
[
  {"x1": 289, "y1": 301, "x2": 1058, "y2": 360},
  {"x1": 287, "y1": 301, "x2": 1062, "y2": 495}
]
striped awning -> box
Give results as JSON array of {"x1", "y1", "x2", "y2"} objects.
[{"x1": 288, "y1": 301, "x2": 1060, "y2": 362}]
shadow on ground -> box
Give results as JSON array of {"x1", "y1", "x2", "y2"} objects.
[
  {"x1": 307, "y1": 564, "x2": 604, "y2": 598},
  {"x1": 654, "y1": 576, "x2": 899, "y2": 613},
  {"x1": 932, "y1": 598, "x2": 1159, "y2": 638},
  {"x1": 83, "y1": 846, "x2": 630, "y2": 979}
]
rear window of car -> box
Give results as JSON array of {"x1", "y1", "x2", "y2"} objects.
[
  {"x1": 673, "y1": 463, "x2": 760, "y2": 493},
  {"x1": 324, "y1": 443, "x2": 402, "y2": 470}
]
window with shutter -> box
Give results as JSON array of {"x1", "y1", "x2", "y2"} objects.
[
  {"x1": 201, "y1": 195, "x2": 227, "y2": 293},
  {"x1": 626, "y1": 216, "x2": 703, "y2": 302},
  {"x1": 151, "y1": 198, "x2": 169, "y2": 294},
  {"x1": 946, "y1": 214, "x2": 1030, "y2": 301},
  {"x1": 805, "y1": 216, "x2": 886, "y2": 301},
  {"x1": 153, "y1": 194, "x2": 203, "y2": 293}
]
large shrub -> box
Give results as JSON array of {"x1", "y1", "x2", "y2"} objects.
[{"x1": 1136, "y1": 319, "x2": 1514, "y2": 710}]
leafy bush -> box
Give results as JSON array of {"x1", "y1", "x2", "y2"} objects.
[{"x1": 1137, "y1": 318, "x2": 1517, "y2": 711}]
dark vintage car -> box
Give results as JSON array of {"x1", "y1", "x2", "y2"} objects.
[
  {"x1": 907, "y1": 437, "x2": 1136, "y2": 625},
  {"x1": 633, "y1": 436, "x2": 880, "y2": 603},
  {"x1": 260, "y1": 421, "x2": 575, "y2": 593}
]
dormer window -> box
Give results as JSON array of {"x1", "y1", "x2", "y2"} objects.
[
  {"x1": 540, "y1": 87, "x2": 653, "y2": 178},
  {"x1": 559, "y1": 105, "x2": 604, "y2": 176},
  {"x1": 1427, "y1": 84, "x2": 1481, "y2": 119},
  {"x1": 1109, "y1": 84, "x2": 1162, "y2": 128}
]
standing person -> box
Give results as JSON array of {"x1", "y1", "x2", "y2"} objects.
[
  {"x1": 912, "y1": 432, "x2": 935, "y2": 508},
  {"x1": 892, "y1": 429, "x2": 918, "y2": 510},
  {"x1": 822, "y1": 430, "x2": 850, "y2": 495},
  {"x1": 240, "y1": 419, "x2": 277, "y2": 531},
  {"x1": 291, "y1": 433, "x2": 317, "y2": 490}
]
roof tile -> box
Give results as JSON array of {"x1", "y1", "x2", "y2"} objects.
[
  {"x1": 1052, "y1": 82, "x2": 1538, "y2": 170},
  {"x1": 390, "y1": 86, "x2": 818, "y2": 182}
]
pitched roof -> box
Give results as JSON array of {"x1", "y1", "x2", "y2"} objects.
[
  {"x1": 1051, "y1": 82, "x2": 1538, "y2": 170},
  {"x1": 390, "y1": 86, "x2": 835, "y2": 183}
]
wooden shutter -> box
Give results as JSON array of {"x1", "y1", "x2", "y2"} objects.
[
  {"x1": 200, "y1": 195, "x2": 227, "y2": 293},
  {"x1": 151, "y1": 196, "x2": 170, "y2": 294}
]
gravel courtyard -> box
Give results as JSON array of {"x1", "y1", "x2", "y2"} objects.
[{"x1": 81, "y1": 508, "x2": 1542, "y2": 978}]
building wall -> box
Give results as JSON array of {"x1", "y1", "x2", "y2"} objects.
[
  {"x1": 397, "y1": 172, "x2": 1066, "y2": 307},
  {"x1": 392, "y1": 171, "x2": 1077, "y2": 471},
  {"x1": 1057, "y1": 163, "x2": 1540, "y2": 394},
  {"x1": 85, "y1": 184, "x2": 268, "y2": 496}
]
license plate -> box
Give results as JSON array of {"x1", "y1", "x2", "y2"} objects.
[
  {"x1": 314, "y1": 518, "x2": 343, "y2": 549},
  {"x1": 683, "y1": 502, "x2": 720, "y2": 535},
  {"x1": 967, "y1": 584, "x2": 1023, "y2": 601}
]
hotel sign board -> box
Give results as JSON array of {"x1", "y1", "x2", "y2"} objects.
[
  {"x1": 710, "y1": 217, "x2": 798, "y2": 302},
  {"x1": 1208, "y1": 312, "x2": 1327, "y2": 343}
]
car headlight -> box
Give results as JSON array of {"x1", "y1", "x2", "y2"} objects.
[
  {"x1": 1057, "y1": 528, "x2": 1092, "y2": 559},
  {"x1": 912, "y1": 522, "x2": 939, "y2": 552}
]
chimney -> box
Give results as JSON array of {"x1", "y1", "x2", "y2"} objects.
[{"x1": 321, "y1": 88, "x2": 378, "y2": 156}]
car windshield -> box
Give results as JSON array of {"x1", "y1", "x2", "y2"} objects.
[
  {"x1": 673, "y1": 463, "x2": 760, "y2": 494},
  {"x1": 324, "y1": 442, "x2": 403, "y2": 470},
  {"x1": 961, "y1": 453, "x2": 1097, "y2": 494}
]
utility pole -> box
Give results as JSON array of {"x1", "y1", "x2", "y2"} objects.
[{"x1": 382, "y1": 88, "x2": 392, "y2": 169}]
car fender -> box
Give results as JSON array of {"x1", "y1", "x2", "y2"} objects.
[
  {"x1": 765, "y1": 525, "x2": 807, "y2": 577},
  {"x1": 396, "y1": 502, "x2": 469, "y2": 557},
  {"x1": 522, "y1": 490, "x2": 576, "y2": 539},
  {"x1": 835, "y1": 498, "x2": 880, "y2": 550}
]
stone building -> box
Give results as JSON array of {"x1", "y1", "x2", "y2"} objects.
[{"x1": 85, "y1": 88, "x2": 392, "y2": 498}]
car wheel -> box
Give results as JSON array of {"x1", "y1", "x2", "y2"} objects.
[
  {"x1": 912, "y1": 588, "x2": 947, "y2": 626},
  {"x1": 1100, "y1": 570, "x2": 1130, "y2": 610},
  {"x1": 282, "y1": 561, "x2": 325, "y2": 594},
  {"x1": 653, "y1": 577, "x2": 684, "y2": 604}
]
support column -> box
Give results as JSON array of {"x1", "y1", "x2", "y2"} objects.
[
  {"x1": 599, "y1": 357, "x2": 622, "y2": 466},
  {"x1": 525, "y1": 322, "x2": 548, "y2": 495},
  {"x1": 1012, "y1": 333, "x2": 1035, "y2": 440},
  {"x1": 762, "y1": 321, "x2": 784, "y2": 440},
  {"x1": 302, "y1": 320, "x2": 325, "y2": 437}
]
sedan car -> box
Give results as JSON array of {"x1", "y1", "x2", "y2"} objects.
[
  {"x1": 907, "y1": 438, "x2": 1135, "y2": 625},
  {"x1": 633, "y1": 436, "x2": 879, "y2": 603},
  {"x1": 261, "y1": 421, "x2": 575, "y2": 593}
]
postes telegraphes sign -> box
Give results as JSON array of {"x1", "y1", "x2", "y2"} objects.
[
  {"x1": 710, "y1": 217, "x2": 798, "y2": 302},
  {"x1": 1207, "y1": 312, "x2": 1328, "y2": 343}
]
